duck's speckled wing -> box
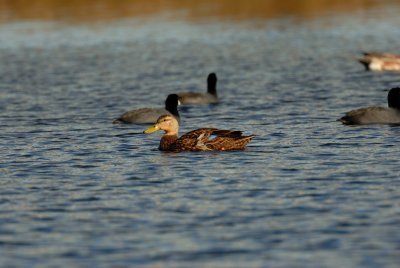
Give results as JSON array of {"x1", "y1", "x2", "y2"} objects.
[
  {"x1": 171, "y1": 128, "x2": 218, "y2": 151},
  {"x1": 171, "y1": 128, "x2": 255, "y2": 151}
]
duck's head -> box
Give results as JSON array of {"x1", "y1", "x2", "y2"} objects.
[
  {"x1": 144, "y1": 114, "x2": 179, "y2": 135},
  {"x1": 387, "y1": 87, "x2": 400, "y2": 109}
]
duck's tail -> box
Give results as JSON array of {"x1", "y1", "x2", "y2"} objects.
[{"x1": 237, "y1": 135, "x2": 256, "y2": 148}]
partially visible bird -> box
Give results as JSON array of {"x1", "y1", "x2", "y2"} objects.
[
  {"x1": 177, "y1": 73, "x2": 219, "y2": 105},
  {"x1": 143, "y1": 114, "x2": 255, "y2": 152},
  {"x1": 113, "y1": 94, "x2": 180, "y2": 124},
  {"x1": 358, "y1": 52, "x2": 400, "y2": 71},
  {"x1": 339, "y1": 87, "x2": 400, "y2": 125}
]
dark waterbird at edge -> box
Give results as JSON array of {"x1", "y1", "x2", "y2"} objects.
[{"x1": 339, "y1": 87, "x2": 400, "y2": 125}]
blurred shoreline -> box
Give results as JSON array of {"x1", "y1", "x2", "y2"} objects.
[{"x1": 1, "y1": 0, "x2": 399, "y2": 24}]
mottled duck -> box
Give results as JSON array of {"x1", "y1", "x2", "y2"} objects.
[{"x1": 144, "y1": 115, "x2": 255, "y2": 151}]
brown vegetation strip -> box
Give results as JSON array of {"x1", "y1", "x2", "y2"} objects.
[{"x1": 0, "y1": 0, "x2": 399, "y2": 23}]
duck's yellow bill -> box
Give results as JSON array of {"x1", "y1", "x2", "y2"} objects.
[{"x1": 143, "y1": 125, "x2": 159, "y2": 134}]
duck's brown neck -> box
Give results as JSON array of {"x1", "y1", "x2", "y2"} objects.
[{"x1": 159, "y1": 134, "x2": 178, "y2": 151}]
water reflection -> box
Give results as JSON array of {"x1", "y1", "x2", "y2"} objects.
[{"x1": 1, "y1": 0, "x2": 400, "y2": 24}]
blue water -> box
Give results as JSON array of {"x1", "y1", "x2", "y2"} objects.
[{"x1": 1, "y1": 7, "x2": 400, "y2": 268}]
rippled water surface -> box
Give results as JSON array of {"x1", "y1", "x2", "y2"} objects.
[{"x1": 1, "y1": 6, "x2": 400, "y2": 268}]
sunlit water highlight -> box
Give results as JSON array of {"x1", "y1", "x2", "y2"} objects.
[{"x1": 1, "y1": 7, "x2": 400, "y2": 268}]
